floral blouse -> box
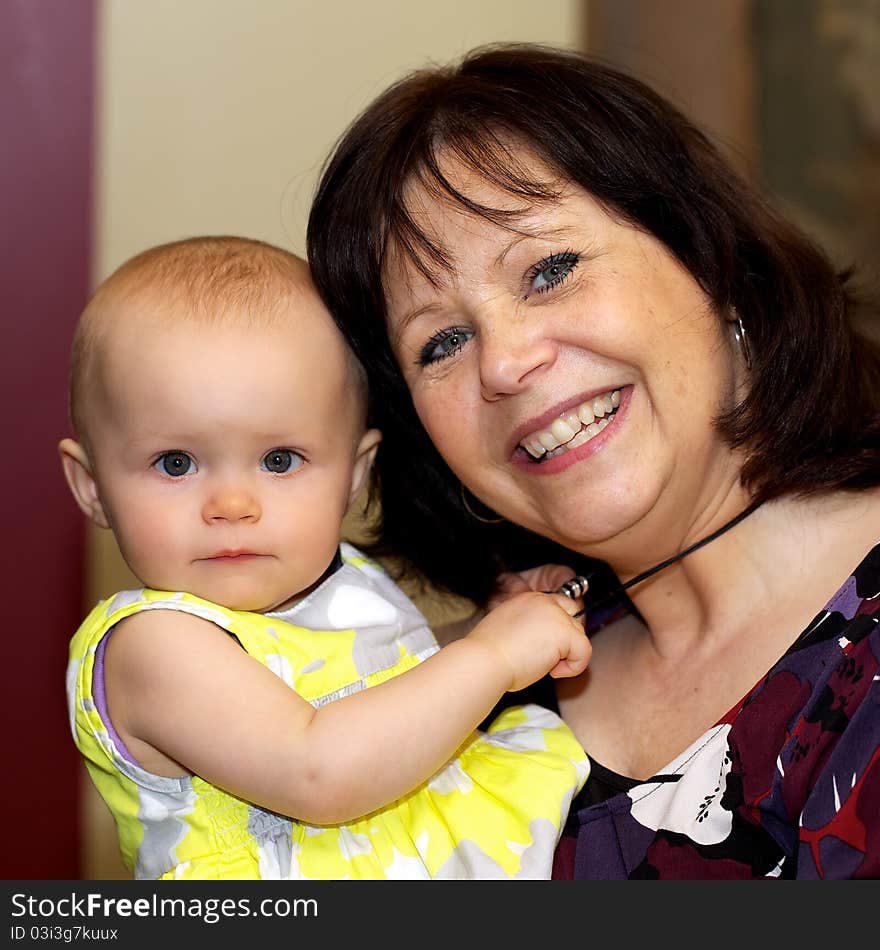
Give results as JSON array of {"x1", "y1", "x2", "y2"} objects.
[{"x1": 526, "y1": 539, "x2": 880, "y2": 879}]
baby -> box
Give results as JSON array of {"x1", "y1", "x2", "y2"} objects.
[{"x1": 61, "y1": 236, "x2": 590, "y2": 879}]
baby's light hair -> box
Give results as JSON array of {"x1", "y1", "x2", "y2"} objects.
[{"x1": 68, "y1": 236, "x2": 367, "y2": 450}]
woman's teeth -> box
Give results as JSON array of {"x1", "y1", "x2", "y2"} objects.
[{"x1": 521, "y1": 390, "x2": 620, "y2": 461}]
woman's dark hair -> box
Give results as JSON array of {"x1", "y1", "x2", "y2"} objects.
[{"x1": 308, "y1": 42, "x2": 880, "y2": 604}]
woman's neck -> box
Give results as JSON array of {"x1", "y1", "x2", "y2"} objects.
[
  {"x1": 556, "y1": 487, "x2": 880, "y2": 778},
  {"x1": 606, "y1": 488, "x2": 880, "y2": 661}
]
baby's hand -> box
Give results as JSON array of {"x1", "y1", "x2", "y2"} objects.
[{"x1": 468, "y1": 590, "x2": 590, "y2": 692}]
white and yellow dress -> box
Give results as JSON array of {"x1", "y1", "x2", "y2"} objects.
[{"x1": 67, "y1": 542, "x2": 589, "y2": 879}]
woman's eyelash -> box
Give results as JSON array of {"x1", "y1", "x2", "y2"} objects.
[
  {"x1": 417, "y1": 327, "x2": 472, "y2": 367},
  {"x1": 526, "y1": 250, "x2": 580, "y2": 296}
]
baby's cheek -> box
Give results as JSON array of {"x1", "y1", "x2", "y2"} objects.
[{"x1": 116, "y1": 512, "x2": 183, "y2": 587}]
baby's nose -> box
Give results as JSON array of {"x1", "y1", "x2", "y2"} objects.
[{"x1": 202, "y1": 485, "x2": 261, "y2": 523}]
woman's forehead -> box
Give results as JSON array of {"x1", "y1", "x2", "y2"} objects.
[
  {"x1": 386, "y1": 167, "x2": 610, "y2": 290},
  {"x1": 405, "y1": 140, "x2": 563, "y2": 214},
  {"x1": 385, "y1": 161, "x2": 571, "y2": 286}
]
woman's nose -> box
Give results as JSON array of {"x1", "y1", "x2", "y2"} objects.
[
  {"x1": 477, "y1": 313, "x2": 558, "y2": 400},
  {"x1": 202, "y1": 484, "x2": 261, "y2": 524}
]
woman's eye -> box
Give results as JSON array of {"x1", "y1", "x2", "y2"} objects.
[
  {"x1": 261, "y1": 449, "x2": 302, "y2": 474},
  {"x1": 528, "y1": 251, "x2": 580, "y2": 295},
  {"x1": 418, "y1": 327, "x2": 473, "y2": 366},
  {"x1": 155, "y1": 452, "x2": 196, "y2": 477}
]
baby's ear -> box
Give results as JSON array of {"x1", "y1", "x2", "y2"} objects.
[
  {"x1": 58, "y1": 438, "x2": 111, "y2": 529},
  {"x1": 348, "y1": 428, "x2": 382, "y2": 506}
]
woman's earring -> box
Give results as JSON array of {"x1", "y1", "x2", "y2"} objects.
[
  {"x1": 731, "y1": 310, "x2": 752, "y2": 370},
  {"x1": 460, "y1": 484, "x2": 504, "y2": 524}
]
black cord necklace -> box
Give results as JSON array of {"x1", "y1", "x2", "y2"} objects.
[{"x1": 556, "y1": 498, "x2": 765, "y2": 620}]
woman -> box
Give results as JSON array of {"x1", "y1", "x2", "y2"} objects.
[{"x1": 307, "y1": 43, "x2": 880, "y2": 879}]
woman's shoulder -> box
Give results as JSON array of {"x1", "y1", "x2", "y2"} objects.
[
  {"x1": 849, "y1": 534, "x2": 880, "y2": 594},
  {"x1": 794, "y1": 534, "x2": 880, "y2": 655}
]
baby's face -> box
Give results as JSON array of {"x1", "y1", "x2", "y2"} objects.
[{"x1": 85, "y1": 296, "x2": 377, "y2": 612}]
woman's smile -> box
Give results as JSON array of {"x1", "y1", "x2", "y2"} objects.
[
  {"x1": 511, "y1": 386, "x2": 628, "y2": 475},
  {"x1": 516, "y1": 387, "x2": 622, "y2": 461}
]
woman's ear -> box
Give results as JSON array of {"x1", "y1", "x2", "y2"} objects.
[
  {"x1": 58, "y1": 438, "x2": 111, "y2": 529},
  {"x1": 348, "y1": 428, "x2": 382, "y2": 506}
]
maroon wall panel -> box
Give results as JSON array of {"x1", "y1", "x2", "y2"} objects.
[{"x1": 0, "y1": 0, "x2": 95, "y2": 878}]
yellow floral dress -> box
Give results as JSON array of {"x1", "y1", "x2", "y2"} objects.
[{"x1": 67, "y1": 543, "x2": 589, "y2": 879}]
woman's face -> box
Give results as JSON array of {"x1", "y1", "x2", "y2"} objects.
[{"x1": 383, "y1": 156, "x2": 744, "y2": 558}]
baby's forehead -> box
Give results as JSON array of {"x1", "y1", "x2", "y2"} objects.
[
  {"x1": 89, "y1": 293, "x2": 353, "y2": 401},
  {"x1": 97, "y1": 282, "x2": 360, "y2": 395},
  {"x1": 92, "y1": 270, "x2": 326, "y2": 336}
]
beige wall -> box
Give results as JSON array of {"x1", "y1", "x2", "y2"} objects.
[
  {"x1": 95, "y1": 0, "x2": 584, "y2": 271},
  {"x1": 83, "y1": 0, "x2": 585, "y2": 878}
]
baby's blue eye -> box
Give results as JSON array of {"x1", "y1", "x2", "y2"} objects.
[
  {"x1": 155, "y1": 452, "x2": 196, "y2": 477},
  {"x1": 529, "y1": 251, "x2": 580, "y2": 294},
  {"x1": 418, "y1": 327, "x2": 473, "y2": 366},
  {"x1": 261, "y1": 449, "x2": 302, "y2": 474}
]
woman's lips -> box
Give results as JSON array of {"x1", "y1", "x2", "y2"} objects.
[
  {"x1": 507, "y1": 386, "x2": 624, "y2": 457},
  {"x1": 511, "y1": 384, "x2": 630, "y2": 475},
  {"x1": 520, "y1": 389, "x2": 620, "y2": 459}
]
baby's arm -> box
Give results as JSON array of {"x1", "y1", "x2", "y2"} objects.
[{"x1": 106, "y1": 591, "x2": 588, "y2": 825}]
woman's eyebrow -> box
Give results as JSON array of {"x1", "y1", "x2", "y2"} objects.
[
  {"x1": 396, "y1": 301, "x2": 442, "y2": 333},
  {"x1": 389, "y1": 300, "x2": 450, "y2": 353},
  {"x1": 495, "y1": 224, "x2": 580, "y2": 267}
]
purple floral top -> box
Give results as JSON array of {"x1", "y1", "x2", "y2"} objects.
[{"x1": 542, "y1": 539, "x2": 880, "y2": 879}]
